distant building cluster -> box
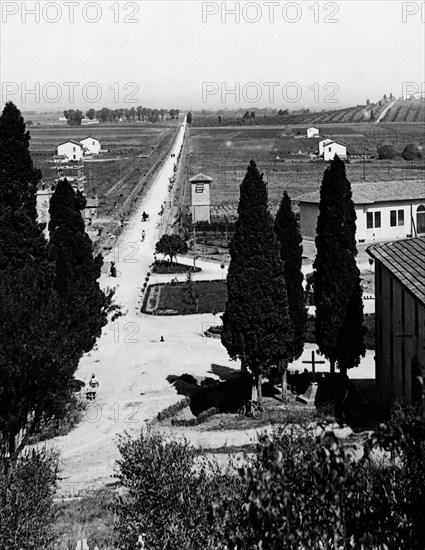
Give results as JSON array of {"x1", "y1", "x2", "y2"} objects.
[
  {"x1": 56, "y1": 136, "x2": 102, "y2": 160},
  {"x1": 287, "y1": 127, "x2": 376, "y2": 161},
  {"x1": 36, "y1": 136, "x2": 102, "y2": 233}
]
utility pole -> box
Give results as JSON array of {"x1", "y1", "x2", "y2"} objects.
[{"x1": 192, "y1": 221, "x2": 197, "y2": 269}]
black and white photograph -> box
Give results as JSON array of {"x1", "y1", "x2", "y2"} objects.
[{"x1": 0, "y1": 1, "x2": 424, "y2": 548}]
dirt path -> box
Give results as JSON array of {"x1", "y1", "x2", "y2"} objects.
[
  {"x1": 376, "y1": 100, "x2": 396, "y2": 123},
  {"x1": 43, "y1": 119, "x2": 375, "y2": 496}
]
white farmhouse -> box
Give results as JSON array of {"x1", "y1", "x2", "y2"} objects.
[
  {"x1": 318, "y1": 138, "x2": 333, "y2": 156},
  {"x1": 57, "y1": 140, "x2": 84, "y2": 161},
  {"x1": 299, "y1": 180, "x2": 425, "y2": 244},
  {"x1": 323, "y1": 140, "x2": 347, "y2": 161},
  {"x1": 307, "y1": 127, "x2": 319, "y2": 138},
  {"x1": 80, "y1": 136, "x2": 101, "y2": 156}
]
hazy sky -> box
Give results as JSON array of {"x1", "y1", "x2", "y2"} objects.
[{"x1": 1, "y1": 0, "x2": 424, "y2": 111}]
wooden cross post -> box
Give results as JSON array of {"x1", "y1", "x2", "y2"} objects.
[{"x1": 302, "y1": 351, "x2": 325, "y2": 383}]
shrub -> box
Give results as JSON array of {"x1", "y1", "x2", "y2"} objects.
[
  {"x1": 0, "y1": 449, "x2": 59, "y2": 549},
  {"x1": 402, "y1": 143, "x2": 423, "y2": 161},
  {"x1": 214, "y1": 410, "x2": 425, "y2": 549},
  {"x1": 171, "y1": 407, "x2": 219, "y2": 427},
  {"x1": 157, "y1": 397, "x2": 190, "y2": 421},
  {"x1": 114, "y1": 430, "x2": 247, "y2": 549},
  {"x1": 377, "y1": 143, "x2": 398, "y2": 159}
]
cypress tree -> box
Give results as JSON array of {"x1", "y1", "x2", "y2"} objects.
[
  {"x1": 0, "y1": 105, "x2": 110, "y2": 458},
  {"x1": 48, "y1": 179, "x2": 110, "y2": 356},
  {"x1": 221, "y1": 160, "x2": 292, "y2": 398},
  {"x1": 0, "y1": 104, "x2": 65, "y2": 456},
  {"x1": 313, "y1": 155, "x2": 366, "y2": 375},
  {"x1": 0, "y1": 102, "x2": 40, "y2": 220},
  {"x1": 274, "y1": 191, "x2": 307, "y2": 400}
]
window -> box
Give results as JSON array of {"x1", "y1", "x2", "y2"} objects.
[
  {"x1": 367, "y1": 212, "x2": 373, "y2": 229},
  {"x1": 390, "y1": 209, "x2": 405, "y2": 227},
  {"x1": 367, "y1": 211, "x2": 381, "y2": 229},
  {"x1": 195, "y1": 183, "x2": 204, "y2": 193},
  {"x1": 417, "y1": 205, "x2": 425, "y2": 234}
]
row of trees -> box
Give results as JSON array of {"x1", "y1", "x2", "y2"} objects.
[
  {"x1": 221, "y1": 156, "x2": 365, "y2": 396},
  {"x1": 0, "y1": 102, "x2": 113, "y2": 458},
  {"x1": 63, "y1": 107, "x2": 181, "y2": 125}
]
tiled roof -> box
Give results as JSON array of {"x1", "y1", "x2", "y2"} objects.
[
  {"x1": 367, "y1": 237, "x2": 425, "y2": 306},
  {"x1": 190, "y1": 173, "x2": 212, "y2": 182},
  {"x1": 298, "y1": 180, "x2": 425, "y2": 205}
]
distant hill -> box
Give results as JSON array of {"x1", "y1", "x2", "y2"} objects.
[
  {"x1": 379, "y1": 97, "x2": 425, "y2": 123},
  {"x1": 193, "y1": 97, "x2": 425, "y2": 127}
]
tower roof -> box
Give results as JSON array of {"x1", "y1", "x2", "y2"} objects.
[{"x1": 190, "y1": 173, "x2": 212, "y2": 183}]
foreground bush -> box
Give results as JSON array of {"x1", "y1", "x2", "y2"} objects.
[
  {"x1": 0, "y1": 449, "x2": 58, "y2": 549},
  {"x1": 114, "y1": 430, "x2": 247, "y2": 549},
  {"x1": 114, "y1": 407, "x2": 425, "y2": 549},
  {"x1": 215, "y1": 407, "x2": 425, "y2": 549}
]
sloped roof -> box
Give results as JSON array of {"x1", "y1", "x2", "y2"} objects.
[
  {"x1": 80, "y1": 136, "x2": 101, "y2": 143},
  {"x1": 367, "y1": 237, "x2": 425, "y2": 307},
  {"x1": 190, "y1": 173, "x2": 212, "y2": 182},
  {"x1": 58, "y1": 140, "x2": 82, "y2": 148},
  {"x1": 298, "y1": 180, "x2": 425, "y2": 205}
]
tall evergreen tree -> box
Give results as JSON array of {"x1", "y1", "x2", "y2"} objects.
[
  {"x1": 313, "y1": 155, "x2": 366, "y2": 375},
  {"x1": 221, "y1": 161, "x2": 292, "y2": 398},
  {"x1": 0, "y1": 105, "x2": 111, "y2": 458},
  {"x1": 48, "y1": 179, "x2": 111, "y2": 356},
  {"x1": 274, "y1": 191, "x2": 307, "y2": 399},
  {"x1": 0, "y1": 104, "x2": 66, "y2": 456},
  {"x1": 0, "y1": 102, "x2": 40, "y2": 219}
]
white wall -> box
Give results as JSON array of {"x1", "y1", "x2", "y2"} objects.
[
  {"x1": 324, "y1": 142, "x2": 347, "y2": 161},
  {"x1": 319, "y1": 138, "x2": 333, "y2": 155},
  {"x1": 307, "y1": 127, "x2": 319, "y2": 138},
  {"x1": 301, "y1": 201, "x2": 425, "y2": 243},
  {"x1": 356, "y1": 202, "x2": 424, "y2": 242},
  {"x1": 191, "y1": 182, "x2": 211, "y2": 222},
  {"x1": 80, "y1": 138, "x2": 101, "y2": 155},
  {"x1": 57, "y1": 142, "x2": 83, "y2": 161}
]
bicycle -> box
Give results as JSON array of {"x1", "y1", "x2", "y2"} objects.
[{"x1": 237, "y1": 400, "x2": 265, "y2": 419}]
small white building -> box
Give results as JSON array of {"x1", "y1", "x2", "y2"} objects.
[
  {"x1": 57, "y1": 140, "x2": 84, "y2": 162},
  {"x1": 323, "y1": 141, "x2": 347, "y2": 161},
  {"x1": 190, "y1": 173, "x2": 212, "y2": 223},
  {"x1": 299, "y1": 180, "x2": 425, "y2": 244},
  {"x1": 80, "y1": 136, "x2": 101, "y2": 155},
  {"x1": 318, "y1": 138, "x2": 334, "y2": 156},
  {"x1": 307, "y1": 127, "x2": 319, "y2": 138}
]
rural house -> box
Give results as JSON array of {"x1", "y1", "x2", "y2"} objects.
[
  {"x1": 190, "y1": 173, "x2": 212, "y2": 223},
  {"x1": 80, "y1": 136, "x2": 101, "y2": 155},
  {"x1": 367, "y1": 237, "x2": 425, "y2": 413},
  {"x1": 318, "y1": 138, "x2": 334, "y2": 155},
  {"x1": 299, "y1": 180, "x2": 425, "y2": 243},
  {"x1": 57, "y1": 140, "x2": 84, "y2": 161},
  {"x1": 323, "y1": 140, "x2": 347, "y2": 161},
  {"x1": 307, "y1": 127, "x2": 319, "y2": 138}
]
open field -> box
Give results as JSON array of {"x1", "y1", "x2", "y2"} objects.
[
  {"x1": 31, "y1": 124, "x2": 178, "y2": 223},
  {"x1": 177, "y1": 123, "x2": 424, "y2": 214}
]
